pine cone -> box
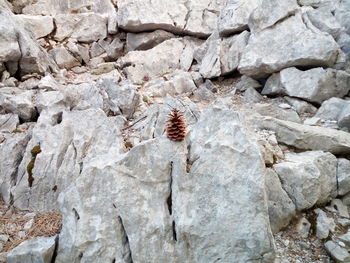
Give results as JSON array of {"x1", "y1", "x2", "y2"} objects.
[{"x1": 166, "y1": 109, "x2": 186, "y2": 142}]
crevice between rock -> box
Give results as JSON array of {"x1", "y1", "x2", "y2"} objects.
[{"x1": 118, "y1": 216, "x2": 133, "y2": 263}]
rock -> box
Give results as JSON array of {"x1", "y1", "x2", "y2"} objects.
[
  {"x1": 117, "y1": 0, "x2": 226, "y2": 37},
  {"x1": 249, "y1": 0, "x2": 299, "y2": 32},
  {"x1": 98, "y1": 37, "x2": 124, "y2": 61},
  {"x1": 238, "y1": 13, "x2": 339, "y2": 77},
  {"x1": 15, "y1": 15, "x2": 54, "y2": 39},
  {"x1": 338, "y1": 218, "x2": 350, "y2": 227},
  {"x1": 284, "y1": 97, "x2": 317, "y2": 115},
  {"x1": 11, "y1": 109, "x2": 125, "y2": 211},
  {"x1": 330, "y1": 199, "x2": 349, "y2": 218},
  {"x1": 198, "y1": 30, "x2": 250, "y2": 78},
  {"x1": 0, "y1": 114, "x2": 19, "y2": 132},
  {"x1": 0, "y1": 8, "x2": 56, "y2": 77},
  {"x1": 315, "y1": 98, "x2": 350, "y2": 130},
  {"x1": 335, "y1": 0, "x2": 350, "y2": 36},
  {"x1": 338, "y1": 230, "x2": 350, "y2": 247},
  {"x1": 306, "y1": 6, "x2": 342, "y2": 39},
  {"x1": 243, "y1": 87, "x2": 264, "y2": 103},
  {"x1": 54, "y1": 13, "x2": 107, "y2": 43},
  {"x1": 315, "y1": 209, "x2": 335, "y2": 239},
  {"x1": 65, "y1": 41, "x2": 90, "y2": 64},
  {"x1": 118, "y1": 38, "x2": 202, "y2": 84},
  {"x1": 325, "y1": 240, "x2": 350, "y2": 263},
  {"x1": 127, "y1": 30, "x2": 175, "y2": 51},
  {"x1": 91, "y1": 62, "x2": 116, "y2": 75},
  {"x1": 262, "y1": 67, "x2": 350, "y2": 104},
  {"x1": 265, "y1": 168, "x2": 296, "y2": 233},
  {"x1": 90, "y1": 42, "x2": 105, "y2": 58},
  {"x1": 254, "y1": 103, "x2": 301, "y2": 123},
  {"x1": 7, "y1": 236, "x2": 57, "y2": 263},
  {"x1": 273, "y1": 151, "x2": 337, "y2": 210},
  {"x1": 218, "y1": 0, "x2": 262, "y2": 36},
  {"x1": 0, "y1": 88, "x2": 37, "y2": 122},
  {"x1": 337, "y1": 158, "x2": 350, "y2": 196},
  {"x1": 23, "y1": 219, "x2": 34, "y2": 230},
  {"x1": 295, "y1": 217, "x2": 311, "y2": 238},
  {"x1": 257, "y1": 116, "x2": 350, "y2": 154},
  {"x1": 37, "y1": 75, "x2": 63, "y2": 91},
  {"x1": 236, "y1": 75, "x2": 262, "y2": 91},
  {"x1": 49, "y1": 47, "x2": 80, "y2": 69},
  {"x1": 97, "y1": 78, "x2": 140, "y2": 119},
  {"x1": 55, "y1": 104, "x2": 276, "y2": 262}
]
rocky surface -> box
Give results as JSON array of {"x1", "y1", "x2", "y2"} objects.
[{"x1": 1, "y1": 0, "x2": 350, "y2": 262}]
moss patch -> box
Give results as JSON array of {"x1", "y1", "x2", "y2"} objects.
[{"x1": 27, "y1": 145, "x2": 41, "y2": 187}]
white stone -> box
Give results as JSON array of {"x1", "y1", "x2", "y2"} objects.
[
  {"x1": 49, "y1": 47, "x2": 80, "y2": 69},
  {"x1": 337, "y1": 158, "x2": 350, "y2": 196},
  {"x1": 15, "y1": 15, "x2": 54, "y2": 39}
]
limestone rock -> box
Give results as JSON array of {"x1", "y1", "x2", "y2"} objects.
[
  {"x1": 284, "y1": 97, "x2": 318, "y2": 115},
  {"x1": 243, "y1": 87, "x2": 264, "y2": 103},
  {"x1": 218, "y1": 0, "x2": 261, "y2": 36},
  {"x1": 249, "y1": 0, "x2": 299, "y2": 32},
  {"x1": 54, "y1": 13, "x2": 107, "y2": 43},
  {"x1": 262, "y1": 67, "x2": 350, "y2": 104},
  {"x1": 117, "y1": 0, "x2": 226, "y2": 37},
  {"x1": 257, "y1": 117, "x2": 350, "y2": 154},
  {"x1": 118, "y1": 38, "x2": 202, "y2": 84},
  {"x1": 315, "y1": 98, "x2": 350, "y2": 130},
  {"x1": 0, "y1": 114, "x2": 19, "y2": 132},
  {"x1": 127, "y1": 30, "x2": 175, "y2": 51},
  {"x1": 49, "y1": 47, "x2": 80, "y2": 69},
  {"x1": 337, "y1": 158, "x2": 350, "y2": 196},
  {"x1": 0, "y1": 8, "x2": 56, "y2": 76},
  {"x1": 315, "y1": 209, "x2": 335, "y2": 239},
  {"x1": 330, "y1": 199, "x2": 350, "y2": 218},
  {"x1": 265, "y1": 168, "x2": 296, "y2": 233},
  {"x1": 273, "y1": 151, "x2": 337, "y2": 210},
  {"x1": 238, "y1": 13, "x2": 339, "y2": 77},
  {"x1": 254, "y1": 103, "x2": 301, "y2": 123},
  {"x1": 15, "y1": 15, "x2": 54, "y2": 39},
  {"x1": 0, "y1": 88, "x2": 37, "y2": 122},
  {"x1": 325, "y1": 240, "x2": 350, "y2": 263},
  {"x1": 7, "y1": 236, "x2": 57, "y2": 263}
]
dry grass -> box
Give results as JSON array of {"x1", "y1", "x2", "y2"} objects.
[{"x1": 0, "y1": 198, "x2": 62, "y2": 252}]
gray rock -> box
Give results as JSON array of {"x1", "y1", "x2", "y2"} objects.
[
  {"x1": 91, "y1": 62, "x2": 116, "y2": 75},
  {"x1": 306, "y1": 6, "x2": 342, "y2": 39},
  {"x1": 11, "y1": 109, "x2": 125, "y2": 211},
  {"x1": 54, "y1": 13, "x2": 107, "y2": 43},
  {"x1": 236, "y1": 75, "x2": 262, "y2": 91},
  {"x1": 37, "y1": 75, "x2": 63, "y2": 91},
  {"x1": 49, "y1": 47, "x2": 80, "y2": 69},
  {"x1": 262, "y1": 67, "x2": 350, "y2": 104},
  {"x1": 338, "y1": 230, "x2": 350, "y2": 247},
  {"x1": 127, "y1": 30, "x2": 175, "y2": 51},
  {"x1": 298, "y1": 0, "x2": 337, "y2": 8},
  {"x1": 273, "y1": 151, "x2": 337, "y2": 210},
  {"x1": 0, "y1": 8, "x2": 57, "y2": 76},
  {"x1": 315, "y1": 98, "x2": 350, "y2": 127},
  {"x1": 335, "y1": 1, "x2": 350, "y2": 36},
  {"x1": 7, "y1": 236, "x2": 57, "y2": 263},
  {"x1": 90, "y1": 42, "x2": 105, "y2": 58},
  {"x1": 238, "y1": 13, "x2": 339, "y2": 77},
  {"x1": 198, "y1": 30, "x2": 250, "y2": 78},
  {"x1": 315, "y1": 209, "x2": 335, "y2": 239},
  {"x1": 118, "y1": 38, "x2": 202, "y2": 84},
  {"x1": 252, "y1": 103, "x2": 301, "y2": 123},
  {"x1": 265, "y1": 168, "x2": 296, "y2": 233},
  {"x1": 257, "y1": 116, "x2": 350, "y2": 154},
  {"x1": 330, "y1": 199, "x2": 349, "y2": 218},
  {"x1": 97, "y1": 78, "x2": 140, "y2": 119},
  {"x1": 243, "y1": 87, "x2": 264, "y2": 103},
  {"x1": 337, "y1": 158, "x2": 350, "y2": 196},
  {"x1": 55, "y1": 104, "x2": 275, "y2": 263},
  {"x1": 249, "y1": 0, "x2": 299, "y2": 32},
  {"x1": 295, "y1": 217, "x2": 311, "y2": 238},
  {"x1": 0, "y1": 114, "x2": 19, "y2": 132},
  {"x1": 117, "y1": 0, "x2": 226, "y2": 37},
  {"x1": 98, "y1": 37, "x2": 124, "y2": 61},
  {"x1": 218, "y1": 0, "x2": 262, "y2": 36},
  {"x1": 325, "y1": 240, "x2": 350, "y2": 263},
  {"x1": 284, "y1": 97, "x2": 317, "y2": 115},
  {"x1": 0, "y1": 88, "x2": 37, "y2": 122},
  {"x1": 15, "y1": 15, "x2": 54, "y2": 39},
  {"x1": 338, "y1": 218, "x2": 350, "y2": 227}
]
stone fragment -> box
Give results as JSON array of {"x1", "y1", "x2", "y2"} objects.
[
  {"x1": 325, "y1": 240, "x2": 350, "y2": 263},
  {"x1": 338, "y1": 230, "x2": 350, "y2": 247},
  {"x1": 337, "y1": 158, "x2": 350, "y2": 196},
  {"x1": 236, "y1": 75, "x2": 262, "y2": 91},
  {"x1": 315, "y1": 98, "x2": 350, "y2": 130},
  {"x1": 315, "y1": 209, "x2": 335, "y2": 239},
  {"x1": 7, "y1": 236, "x2": 57, "y2": 263},
  {"x1": 15, "y1": 15, "x2": 54, "y2": 39},
  {"x1": 330, "y1": 199, "x2": 349, "y2": 218},
  {"x1": 295, "y1": 217, "x2": 311, "y2": 238},
  {"x1": 0, "y1": 114, "x2": 19, "y2": 132},
  {"x1": 238, "y1": 14, "x2": 339, "y2": 77},
  {"x1": 127, "y1": 30, "x2": 175, "y2": 51},
  {"x1": 284, "y1": 97, "x2": 317, "y2": 115},
  {"x1": 273, "y1": 151, "x2": 337, "y2": 210},
  {"x1": 49, "y1": 47, "x2": 80, "y2": 69},
  {"x1": 243, "y1": 87, "x2": 263, "y2": 103},
  {"x1": 262, "y1": 67, "x2": 350, "y2": 104},
  {"x1": 265, "y1": 168, "x2": 296, "y2": 233},
  {"x1": 254, "y1": 103, "x2": 301, "y2": 123}
]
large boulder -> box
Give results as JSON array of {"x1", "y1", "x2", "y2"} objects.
[
  {"x1": 117, "y1": 0, "x2": 226, "y2": 37},
  {"x1": 238, "y1": 13, "x2": 339, "y2": 77},
  {"x1": 273, "y1": 151, "x2": 337, "y2": 210},
  {"x1": 262, "y1": 67, "x2": 350, "y2": 104},
  {"x1": 55, "y1": 105, "x2": 276, "y2": 262},
  {"x1": 0, "y1": 8, "x2": 57, "y2": 77}
]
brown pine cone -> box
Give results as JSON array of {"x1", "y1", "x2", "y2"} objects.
[{"x1": 166, "y1": 109, "x2": 186, "y2": 142}]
